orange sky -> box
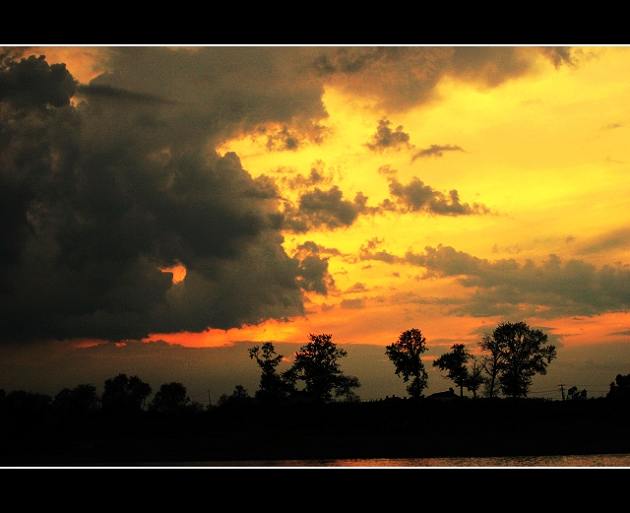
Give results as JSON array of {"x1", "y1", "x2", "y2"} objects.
[{"x1": 31, "y1": 46, "x2": 630, "y2": 352}]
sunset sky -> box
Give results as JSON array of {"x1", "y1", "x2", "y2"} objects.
[{"x1": 0, "y1": 46, "x2": 628, "y2": 400}]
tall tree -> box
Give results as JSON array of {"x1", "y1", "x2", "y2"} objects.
[
  {"x1": 248, "y1": 342, "x2": 293, "y2": 401},
  {"x1": 102, "y1": 374, "x2": 152, "y2": 414},
  {"x1": 465, "y1": 359, "x2": 485, "y2": 399},
  {"x1": 479, "y1": 334, "x2": 501, "y2": 398},
  {"x1": 53, "y1": 384, "x2": 99, "y2": 415},
  {"x1": 480, "y1": 322, "x2": 557, "y2": 398},
  {"x1": 385, "y1": 328, "x2": 429, "y2": 399},
  {"x1": 285, "y1": 333, "x2": 360, "y2": 402},
  {"x1": 150, "y1": 382, "x2": 190, "y2": 413},
  {"x1": 433, "y1": 344, "x2": 471, "y2": 398},
  {"x1": 607, "y1": 374, "x2": 630, "y2": 400}
]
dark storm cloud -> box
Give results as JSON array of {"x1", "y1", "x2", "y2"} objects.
[
  {"x1": 405, "y1": 245, "x2": 630, "y2": 317},
  {"x1": 314, "y1": 47, "x2": 577, "y2": 111},
  {"x1": 366, "y1": 118, "x2": 413, "y2": 152},
  {"x1": 0, "y1": 54, "x2": 76, "y2": 108},
  {"x1": 386, "y1": 177, "x2": 490, "y2": 215},
  {"x1": 412, "y1": 144, "x2": 464, "y2": 161},
  {"x1": 0, "y1": 49, "x2": 333, "y2": 343},
  {"x1": 77, "y1": 84, "x2": 177, "y2": 105}
]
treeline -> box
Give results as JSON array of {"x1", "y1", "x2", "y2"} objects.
[{"x1": 1, "y1": 321, "x2": 629, "y2": 418}]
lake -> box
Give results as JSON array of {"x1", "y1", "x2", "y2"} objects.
[{"x1": 186, "y1": 453, "x2": 630, "y2": 467}]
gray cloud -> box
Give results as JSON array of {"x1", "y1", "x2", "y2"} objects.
[
  {"x1": 406, "y1": 245, "x2": 630, "y2": 318},
  {"x1": 386, "y1": 177, "x2": 490, "y2": 215},
  {"x1": 609, "y1": 329, "x2": 630, "y2": 337},
  {"x1": 262, "y1": 123, "x2": 327, "y2": 151},
  {"x1": 602, "y1": 122, "x2": 623, "y2": 131},
  {"x1": 313, "y1": 47, "x2": 577, "y2": 111},
  {"x1": 277, "y1": 161, "x2": 333, "y2": 191},
  {"x1": 366, "y1": 118, "x2": 412, "y2": 152},
  {"x1": 340, "y1": 298, "x2": 365, "y2": 309},
  {"x1": 77, "y1": 84, "x2": 177, "y2": 105},
  {"x1": 345, "y1": 282, "x2": 368, "y2": 293},
  {"x1": 412, "y1": 144, "x2": 464, "y2": 161},
  {"x1": 283, "y1": 186, "x2": 368, "y2": 232},
  {"x1": 577, "y1": 227, "x2": 630, "y2": 255},
  {"x1": 295, "y1": 240, "x2": 343, "y2": 258},
  {"x1": 359, "y1": 238, "x2": 404, "y2": 264}
]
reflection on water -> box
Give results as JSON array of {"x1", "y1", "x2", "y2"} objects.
[{"x1": 196, "y1": 453, "x2": 630, "y2": 467}]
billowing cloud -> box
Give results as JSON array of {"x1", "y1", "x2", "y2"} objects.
[
  {"x1": 0, "y1": 49, "x2": 334, "y2": 343},
  {"x1": 366, "y1": 118, "x2": 412, "y2": 152},
  {"x1": 0, "y1": 54, "x2": 76, "y2": 108},
  {"x1": 313, "y1": 47, "x2": 577, "y2": 110},
  {"x1": 412, "y1": 144, "x2": 464, "y2": 161}
]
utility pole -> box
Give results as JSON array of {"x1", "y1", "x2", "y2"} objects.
[{"x1": 558, "y1": 384, "x2": 566, "y2": 401}]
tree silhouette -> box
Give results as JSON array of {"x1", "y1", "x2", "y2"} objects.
[
  {"x1": 567, "y1": 386, "x2": 587, "y2": 401},
  {"x1": 607, "y1": 374, "x2": 630, "y2": 400},
  {"x1": 465, "y1": 359, "x2": 485, "y2": 398},
  {"x1": 284, "y1": 333, "x2": 360, "y2": 402},
  {"x1": 433, "y1": 344, "x2": 472, "y2": 398},
  {"x1": 479, "y1": 334, "x2": 501, "y2": 398},
  {"x1": 53, "y1": 384, "x2": 99, "y2": 415},
  {"x1": 218, "y1": 384, "x2": 252, "y2": 406},
  {"x1": 385, "y1": 328, "x2": 429, "y2": 399},
  {"x1": 102, "y1": 374, "x2": 152, "y2": 414},
  {"x1": 480, "y1": 322, "x2": 557, "y2": 398},
  {"x1": 150, "y1": 382, "x2": 190, "y2": 413},
  {"x1": 249, "y1": 342, "x2": 294, "y2": 401}
]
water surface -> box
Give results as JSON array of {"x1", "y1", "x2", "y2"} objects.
[{"x1": 191, "y1": 453, "x2": 630, "y2": 467}]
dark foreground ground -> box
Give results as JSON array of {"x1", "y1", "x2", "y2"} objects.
[{"x1": 2, "y1": 398, "x2": 629, "y2": 465}]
